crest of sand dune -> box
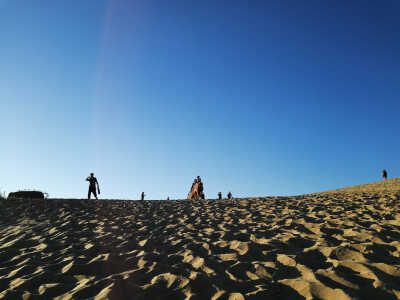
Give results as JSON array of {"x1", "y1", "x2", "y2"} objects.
[{"x1": 0, "y1": 178, "x2": 399, "y2": 299}]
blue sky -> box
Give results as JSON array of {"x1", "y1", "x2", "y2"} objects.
[{"x1": 1, "y1": 1, "x2": 399, "y2": 199}]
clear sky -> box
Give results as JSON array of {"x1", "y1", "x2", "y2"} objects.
[{"x1": 1, "y1": 1, "x2": 399, "y2": 200}]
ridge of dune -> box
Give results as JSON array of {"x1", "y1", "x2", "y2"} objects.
[
  {"x1": 0, "y1": 179, "x2": 399, "y2": 299},
  {"x1": 307, "y1": 177, "x2": 400, "y2": 196}
]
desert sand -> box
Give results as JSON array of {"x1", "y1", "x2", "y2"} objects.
[{"x1": 0, "y1": 178, "x2": 399, "y2": 299}]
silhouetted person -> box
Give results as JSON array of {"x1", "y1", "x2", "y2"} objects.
[
  {"x1": 218, "y1": 192, "x2": 222, "y2": 200},
  {"x1": 86, "y1": 173, "x2": 99, "y2": 200},
  {"x1": 141, "y1": 192, "x2": 146, "y2": 200},
  {"x1": 190, "y1": 181, "x2": 195, "y2": 193},
  {"x1": 198, "y1": 181, "x2": 204, "y2": 197},
  {"x1": 167, "y1": 197, "x2": 170, "y2": 200},
  {"x1": 382, "y1": 169, "x2": 388, "y2": 180},
  {"x1": 227, "y1": 191, "x2": 232, "y2": 199},
  {"x1": 189, "y1": 179, "x2": 200, "y2": 199}
]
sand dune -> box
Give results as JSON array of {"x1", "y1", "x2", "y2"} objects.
[{"x1": 0, "y1": 178, "x2": 399, "y2": 299}]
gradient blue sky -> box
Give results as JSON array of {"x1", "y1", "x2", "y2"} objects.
[{"x1": 1, "y1": 1, "x2": 399, "y2": 199}]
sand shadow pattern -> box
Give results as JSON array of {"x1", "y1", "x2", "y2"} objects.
[{"x1": 0, "y1": 178, "x2": 400, "y2": 299}]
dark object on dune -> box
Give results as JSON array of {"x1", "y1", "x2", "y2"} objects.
[
  {"x1": 382, "y1": 169, "x2": 388, "y2": 180},
  {"x1": 7, "y1": 190, "x2": 48, "y2": 199}
]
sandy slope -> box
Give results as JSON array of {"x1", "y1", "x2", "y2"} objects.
[{"x1": 0, "y1": 178, "x2": 399, "y2": 299}]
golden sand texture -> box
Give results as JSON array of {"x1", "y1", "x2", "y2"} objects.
[{"x1": 0, "y1": 178, "x2": 399, "y2": 299}]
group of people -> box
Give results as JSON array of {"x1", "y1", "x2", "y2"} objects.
[
  {"x1": 86, "y1": 170, "x2": 390, "y2": 200},
  {"x1": 188, "y1": 175, "x2": 205, "y2": 200},
  {"x1": 186, "y1": 176, "x2": 233, "y2": 200},
  {"x1": 218, "y1": 191, "x2": 232, "y2": 200}
]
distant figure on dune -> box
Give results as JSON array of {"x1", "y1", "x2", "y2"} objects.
[
  {"x1": 218, "y1": 192, "x2": 222, "y2": 200},
  {"x1": 198, "y1": 181, "x2": 204, "y2": 199},
  {"x1": 382, "y1": 169, "x2": 388, "y2": 180},
  {"x1": 167, "y1": 197, "x2": 170, "y2": 200},
  {"x1": 86, "y1": 173, "x2": 99, "y2": 200},
  {"x1": 141, "y1": 192, "x2": 146, "y2": 201},
  {"x1": 227, "y1": 191, "x2": 232, "y2": 199}
]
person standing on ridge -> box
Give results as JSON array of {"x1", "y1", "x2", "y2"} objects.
[
  {"x1": 86, "y1": 173, "x2": 99, "y2": 200},
  {"x1": 382, "y1": 169, "x2": 388, "y2": 180},
  {"x1": 227, "y1": 191, "x2": 232, "y2": 199},
  {"x1": 141, "y1": 192, "x2": 146, "y2": 201},
  {"x1": 198, "y1": 181, "x2": 204, "y2": 199},
  {"x1": 218, "y1": 192, "x2": 222, "y2": 200}
]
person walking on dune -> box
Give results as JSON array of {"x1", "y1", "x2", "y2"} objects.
[
  {"x1": 382, "y1": 169, "x2": 388, "y2": 180},
  {"x1": 86, "y1": 173, "x2": 100, "y2": 200}
]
